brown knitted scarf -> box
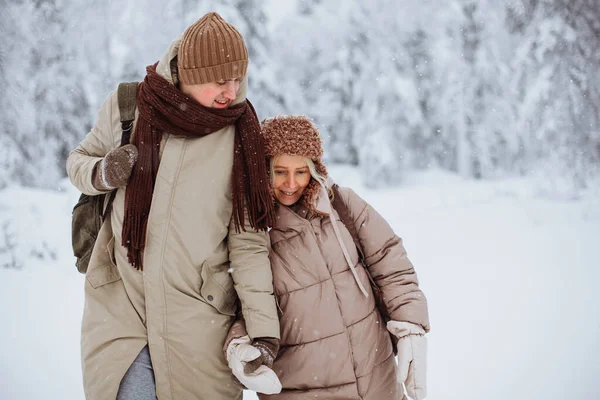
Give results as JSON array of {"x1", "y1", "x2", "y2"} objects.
[{"x1": 122, "y1": 63, "x2": 274, "y2": 269}]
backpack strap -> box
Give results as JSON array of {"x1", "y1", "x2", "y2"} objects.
[
  {"x1": 331, "y1": 183, "x2": 398, "y2": 354},
  {"x1": 116, "y1": 81, "x2": 139, "y2": 145},
  {"x1": 102, "y1": 82, "x2": 139, "y2": 219},
  {"x1": 331, "y1": 182, "x2": 377, "y2": 295},
  {"x1": 331, "y1": 184, "x2": 365, "y2": 262}
]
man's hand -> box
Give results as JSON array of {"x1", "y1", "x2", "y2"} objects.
[
  {"x1": 92, "y1": 144, "x2": 138, "y2": 191},
  {"x1": 243, "y1": 337, "x2": 279, "y2": 374}
]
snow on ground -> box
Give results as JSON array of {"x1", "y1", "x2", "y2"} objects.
[{"x1": 1, "y1": 167, "x2": 599, "y2": 399}]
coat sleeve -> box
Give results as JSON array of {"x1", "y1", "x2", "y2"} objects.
[
  {"x1": 340, "y1": 187, "x2": 430, "y2": 332},
  {"x1": 66, "y1": 90, "x2": 118, "y2": 195},
  {"x1": 228, "y1": 216, "x2": 280, "y2": 340}
]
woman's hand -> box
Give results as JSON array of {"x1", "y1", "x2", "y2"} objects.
[
  {"x1": 387, "y1": 321, "x2": 427, "y2": 400},
  {"x1": 225, "y1": 335, "x2": 282, "y2": 395}
]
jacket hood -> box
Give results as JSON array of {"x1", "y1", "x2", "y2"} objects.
[{"x1": 312, "y1": 176, "x2": 335, "y2": 215}]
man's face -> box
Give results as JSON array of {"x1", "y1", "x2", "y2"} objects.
[{"x1": 180, "y1": 78, "x2": 241, "y2": 108}]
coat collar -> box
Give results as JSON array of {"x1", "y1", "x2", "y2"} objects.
[{"x1": 270, "y1": 178, "x2": 370, "y2": 298}]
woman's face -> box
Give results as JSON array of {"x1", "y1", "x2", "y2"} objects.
[
  {"x1": 272, "y1": 155, "x2": 311, "y2": 206},
  {"x1": 180, "y1": 78, "x2": 241, "y2": 109}
]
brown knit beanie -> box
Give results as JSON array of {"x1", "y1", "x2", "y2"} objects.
[
  {"x1": 261, "y1": 115, "x2": 328, "y2": 211},
  {"x1": 178, "y1": 12, "x2": 248, "y2": 84}
]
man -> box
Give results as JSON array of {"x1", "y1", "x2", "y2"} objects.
[{"x1": 67, "y1": 12, "x2": 280, "y2": 399}]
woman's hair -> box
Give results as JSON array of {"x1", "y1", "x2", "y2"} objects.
[{"x1": 270, "y1": 156, "x2": 333, "y2": 200}]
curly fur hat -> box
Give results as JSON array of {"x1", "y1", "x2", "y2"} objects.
[{"x1": 260, "y1": 115, "x2": 328, "y2": 212}]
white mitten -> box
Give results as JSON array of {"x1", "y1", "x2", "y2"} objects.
[
  {"x1": 387, "y1": 321, "x2": 427, "y2": 400},
  {"x1": 226, "y1": 335, "x2": 282, "y2": 395}
]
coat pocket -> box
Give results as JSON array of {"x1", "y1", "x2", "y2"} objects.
[
  {"x1": 200, "y1": 259, "x2": 237, "y2": 316},
  {"x1": 86, "y1": 236, "x2": 122, "y2": 289}
]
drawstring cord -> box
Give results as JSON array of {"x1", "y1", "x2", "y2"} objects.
[{"x1": 318, "y1": 184, "x2": 369, "y2": 298}]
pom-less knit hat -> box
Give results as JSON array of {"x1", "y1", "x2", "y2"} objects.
[
  {"x1": 178, "y1": 12, "x2": 248, "y2": 84},
  {"x1": 261, "y1": 116, "x2": 328, "y2": 212}
]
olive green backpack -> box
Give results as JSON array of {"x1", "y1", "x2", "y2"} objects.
[{"x1": 71, "y1": 82, "x2": 139, "y2": 274}]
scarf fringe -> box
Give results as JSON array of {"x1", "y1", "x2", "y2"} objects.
[{"x1": 122, "y1": 64, "x2": 274, "y2": 269}]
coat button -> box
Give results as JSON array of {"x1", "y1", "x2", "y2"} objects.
[{"x1": 207, "y1": 295, "x2": 214, "y2": 301}]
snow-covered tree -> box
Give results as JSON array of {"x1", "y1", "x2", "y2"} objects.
[
  {"x1": 509, "y1": 0, "x2": 600, "y2": 192},
  {"x1": 26, "y1": 0, "x2": 91, "y2": 187},
  {"x1": 1, "y1": 0, "x2": 598, "y2": 191},
  {"x1": 219, "y1": 0, "x2": 286, "y2": 119}
]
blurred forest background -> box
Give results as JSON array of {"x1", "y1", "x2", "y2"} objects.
[{"x1": 1, "y1": 0, "x2": 599, "y2": 195}]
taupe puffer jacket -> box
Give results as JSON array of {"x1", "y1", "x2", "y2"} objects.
[{"x1": 262, "y1": 184, "x2": 430, "y2": 400}]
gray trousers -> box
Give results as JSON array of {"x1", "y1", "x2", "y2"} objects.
[{"x1": 117, "y1": 345, "x2": 157, "y2": 400}]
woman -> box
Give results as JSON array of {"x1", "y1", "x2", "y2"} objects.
[{"x1": 225, "y1": 116, "x2": 430, "y2": 399}]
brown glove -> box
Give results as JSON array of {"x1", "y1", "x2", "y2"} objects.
[
  {"x1": 243, "y1": 337, "x2": 280, "y2": 374},
  {"x1": 92, "y1": 144, "x2": 138, "y2": 191}
]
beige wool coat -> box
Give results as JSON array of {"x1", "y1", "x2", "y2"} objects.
[
  {"x1": 67, "y1": 37, "x2": 279, "y2": 400},
  {"x1": 258, "y1": 184, "x2": 430, "y2": 400}
]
